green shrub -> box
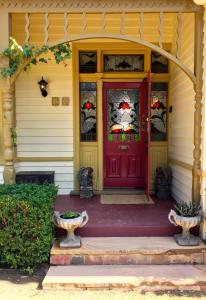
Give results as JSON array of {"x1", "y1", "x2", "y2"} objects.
[{"x1": 0, "y1": 184, "x2": 58, "y2": 273}]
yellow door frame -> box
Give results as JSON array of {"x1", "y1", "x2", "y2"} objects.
[{"x1": 72, "y1": 41, "x2": 169, "y2": 191}]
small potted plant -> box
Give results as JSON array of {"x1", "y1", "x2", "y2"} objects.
[
  {"x1": 54, "y1": 210, "x2": 89, "y2": 248},
  {"x1": 168, "y1": 201, "x2": 203, "y2": 246}
]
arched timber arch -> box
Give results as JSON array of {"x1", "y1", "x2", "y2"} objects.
[{"x1": 49, "y1": 33, "x2": 196, "y2": 84}]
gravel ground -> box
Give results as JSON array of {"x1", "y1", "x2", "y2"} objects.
[{"x1": 1, "y1": 267, "x2": 206, "y2": 300}]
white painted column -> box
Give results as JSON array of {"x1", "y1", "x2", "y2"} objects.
[
  {"x1": 2, "y1": 86, "x2": 15, "y2": 184},
  {"x1": 193, "y1": 1, "x2": 206, "y2": 237},
  {"x1": 0, "y1": 11, "x2": 15, "y2": 184},
  {"x1": 200, "y1": 5, "x2": 206, "y2": 238},
  {"x1": 0, "y1": 12, "x2": 10, "y2": 168}
]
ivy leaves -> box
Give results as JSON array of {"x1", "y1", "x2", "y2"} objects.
[
  {"x1": 0, "y1": 37, "x2": 71, "y2": 79},
  {"x1": 50, "y1": 43, "x2": 71, "y2": 65}
]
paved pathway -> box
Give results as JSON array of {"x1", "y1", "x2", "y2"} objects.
[{"x1": 1, "y1": 268, "x2": 206, "y2": 300}]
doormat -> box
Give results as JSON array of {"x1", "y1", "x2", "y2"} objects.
[{"x1": 100, "y1": 194, "x2": 154, "y2": 205}]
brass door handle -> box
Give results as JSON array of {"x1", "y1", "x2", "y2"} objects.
[{"x1": 118, "y1": 145, "x2": 129, "y2": 150}]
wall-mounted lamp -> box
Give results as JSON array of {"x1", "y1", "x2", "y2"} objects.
[{"x1": 38, "y1": 76, "x2": 48, "y2": 97}]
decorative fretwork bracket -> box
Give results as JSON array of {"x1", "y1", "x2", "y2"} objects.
[{"x1": 0, "y1": 0, "x2": 200, "y2": 12}]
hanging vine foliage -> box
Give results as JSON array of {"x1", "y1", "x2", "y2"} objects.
[{"x1": 0, "y1": 37, "x2": 71, "y2": 79}]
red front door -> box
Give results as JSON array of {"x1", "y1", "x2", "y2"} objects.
[{"x1": 103, "y1": 82, "x2": 147, "y2": 188}]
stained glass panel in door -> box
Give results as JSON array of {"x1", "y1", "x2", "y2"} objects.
[{"x1": 107, "y1": 89, "x2": 140, "y2": 142}]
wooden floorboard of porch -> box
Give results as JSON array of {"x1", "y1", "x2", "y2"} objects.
[{"x1": 54, "y1": 195, "x2": 186, "y2": 237}]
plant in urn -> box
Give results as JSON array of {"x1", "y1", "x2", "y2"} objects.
[
  {"x1": 54, "y1": 210, "x2": 89, "y2": 248},
  {"x1": 168, "y1": 201, "x2": 202, "y2": 246}
]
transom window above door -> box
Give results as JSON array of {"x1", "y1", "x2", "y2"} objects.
[
  {"x1": 104, "y1": 55, "x2": 144, "y2": 72},
  {"x1": 79, "y1": 52, "x2": 97, "y2": 73},
  {"x1": 79, "y1": 51, "x2": 169, "y2": 74},
  {"x1": 151, "y1": 52, "x2": 169, "y2": 73}
]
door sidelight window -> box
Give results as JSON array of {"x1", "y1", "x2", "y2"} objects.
[{"x1": 80, "y1": 82, "x2": 97, "y2": 141}]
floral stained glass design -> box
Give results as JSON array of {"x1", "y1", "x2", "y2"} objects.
[
  {"x1": 104, "y1": 55, "x2": 144, "y2": 72},
  {"x1": 151, "y1": 82, "x2": 168, "y2": 141},
  {"x1": 80, "y1": 82, "x2": 97, "y2": 141},
  {"x1": 107, "y1": 89, "x2": 140, "y2": 142}
]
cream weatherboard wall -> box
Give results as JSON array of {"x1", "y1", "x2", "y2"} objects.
[
  {"x1": 169, "y1": 13, "x2": 195, "y2": 203},
  {"x1": 15, "y1": 56, "x2": 74, "y2": 194},
  {"x1": 0, "y1": 91, "x2": 4, "y2": 183}
]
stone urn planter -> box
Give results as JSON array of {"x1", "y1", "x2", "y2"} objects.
[
  {"x1": 54, "y1": 210, "x2": 89, "y2": 248},
  {"x1": 168, "y1": 202, "x2": 202, "y2": 246}
]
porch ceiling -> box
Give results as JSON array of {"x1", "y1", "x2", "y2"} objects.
[{"x1": 12, "y1": 12, "x2": 177, "y2": 45}]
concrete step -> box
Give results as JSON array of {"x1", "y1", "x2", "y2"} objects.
[
  {"x1": 42, "y1": 264, "x2": 206, "y2": 291},
  {"x1": 51, "y1": 237, "x2": 206, "y2": 265}
]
